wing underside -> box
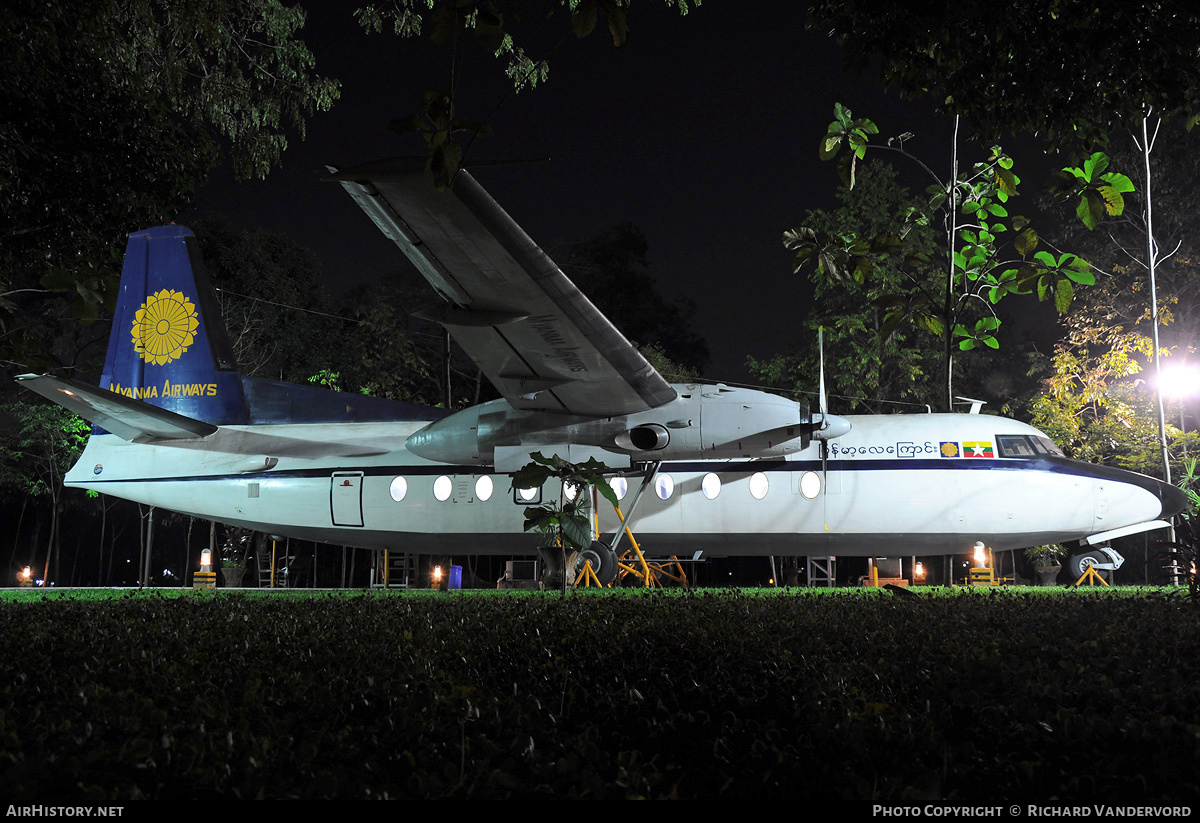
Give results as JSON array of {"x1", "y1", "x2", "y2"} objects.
[{"x1": 326, "y1": 158, "x2": 677, "y2": 417}]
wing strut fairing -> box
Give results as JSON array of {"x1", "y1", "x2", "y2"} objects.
[{"x1": 326, "y1": 159, "x2": 677, "y2": 418}]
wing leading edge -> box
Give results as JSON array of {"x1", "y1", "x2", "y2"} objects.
[{"x1": 326, "y1": 158, "x2": 677, "y2": 417}]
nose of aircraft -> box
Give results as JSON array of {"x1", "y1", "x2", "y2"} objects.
[{"x1": 1159, "y1": 480, "x2": 1191, "y2": 519}]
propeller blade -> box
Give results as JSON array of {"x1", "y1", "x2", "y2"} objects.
[{"x1": 818, "y1": 327, "x2": 828, "y2": 419}]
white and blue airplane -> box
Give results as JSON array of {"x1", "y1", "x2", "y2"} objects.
[{"x1": 18, "y1": 158, "x2": 1187, "y2": 584}]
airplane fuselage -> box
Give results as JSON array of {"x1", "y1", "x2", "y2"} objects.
[{"x1": 65, "y1": 403, "x2": 1173, "y2": 558}]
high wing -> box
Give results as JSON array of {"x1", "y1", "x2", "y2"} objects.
[{"x1": 326, "y1": 158, "x2": 678, "y2": 417}]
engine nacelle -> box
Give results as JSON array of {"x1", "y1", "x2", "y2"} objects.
[
  {"x1": 404, "y1": 383, "x2": 850, "y2": 468},
  {"x1": 615, "y1": 424, "x2": 670, "y2": 452}
]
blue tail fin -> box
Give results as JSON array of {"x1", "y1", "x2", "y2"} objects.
[{"x1": 100, "y1": 225, "x2": 248, "y2": 425}]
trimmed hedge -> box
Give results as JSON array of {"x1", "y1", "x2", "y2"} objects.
[{"x1": 1, "y1": 588, "x2": 1197, "y2": 800}]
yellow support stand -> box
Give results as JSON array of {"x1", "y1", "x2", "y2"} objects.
[
  {"x1": 609, "y1": 505, "x2": 689, "y2": 588},
  {"x1": 1074, "y1": 565, "x2": 1110, "y2": 587},
  {"x1": 574, "y1": 559, "x2": 604, "y2": 588}
]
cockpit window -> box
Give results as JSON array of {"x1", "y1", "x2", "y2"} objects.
[
  {"x1": 1036, "y1": 436, "x2": 1065, "y2": 457},
  {"x1": 996, "y1": 434, "x2": 1037, "y2": 458}
]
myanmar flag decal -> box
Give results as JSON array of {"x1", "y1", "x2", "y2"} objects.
[{"x1": 963, "y1": 441, "x2": 994, "y2": 458}]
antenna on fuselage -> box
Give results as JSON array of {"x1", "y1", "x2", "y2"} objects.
[{"x1": 955, "y1": 396, "x2": 987, "y2": 415}]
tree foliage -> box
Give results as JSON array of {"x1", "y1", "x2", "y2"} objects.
[
  {"x1": 806, "y1": 0, "x2": 1200, "y2": 149},
  {"x1": 788, "y1": 105, "x2": 1122, "y2": 410},
  {"x1": 336, "y1": 277, "x2": 460, "y2": 406},
  {"x1": 1024, "y1": 125, "x2": 1200, "y2": 476},
  {"x1": 0, "y1": 401, "x2": 90, "y2": 582},
  {"x1": 752, "y1": 162, "x2": 941, "y2": 412},
  {"x1": 561, "y1": 222, "x2": 709, "y2": 375},
  {"x1": 355, "y1": 0, "x2": 700, "y2": 188},
  {"x1": 193, "y1": 217, "x2": 339, "y2": 382},
  {"x1": 1, "y1": 0, "x2": 339, "y2": 366}
]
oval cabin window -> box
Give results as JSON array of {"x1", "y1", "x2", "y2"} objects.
[
  {"x1": 434, "y1": 475, "x2": 453, "y2": 501},
  {"x1": 800, "y1": 471, "x2": 821, "y2": 500},
  {"x1": 475, "y1": 475, "x2": 493, "y2": 501},
  {"x1": 389, "y1": 476, "x2": 408, "y2": 502}
]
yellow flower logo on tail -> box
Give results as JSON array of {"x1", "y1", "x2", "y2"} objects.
[{"x1": 131, "y1": 289, "x2": 199, "y2": 365}]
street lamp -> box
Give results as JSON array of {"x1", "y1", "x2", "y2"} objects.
[{"x1": 1160, "y1": 362, "x2": 1200, "y2": 457}]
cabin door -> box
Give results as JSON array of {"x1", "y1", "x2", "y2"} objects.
[{"x1": 331, "y1": 471, "x2": 365, "y2": 527}]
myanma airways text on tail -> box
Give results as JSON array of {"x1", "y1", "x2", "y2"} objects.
[{"x1": 17, "y1": 160, "x2": 1188, "y2": 582}]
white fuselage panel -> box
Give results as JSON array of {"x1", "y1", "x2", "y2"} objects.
[{"x1": 65, "y1": 414, "x2": 1165, "y2": 557}]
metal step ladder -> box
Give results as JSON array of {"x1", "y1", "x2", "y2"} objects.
[
  {"x1": 807, "y1": 556, "x2": 836, "y2": 587},
  {"x1": 255, "y1": 538, "x2": 295, "y2": 588},
  {"x1": 372, "y1": 550, "x2": 417, "y2": 588}
]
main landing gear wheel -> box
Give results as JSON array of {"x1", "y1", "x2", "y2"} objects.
[
  {"x1": 576, "y1": 541, "x2": 618, "y2": 585},
  {"x1": 1066, "y1": 550, "x2": 1109, "y2": 581}
]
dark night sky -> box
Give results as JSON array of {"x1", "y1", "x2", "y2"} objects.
[{"x1": 186, "y1": 4, "x2": 959, "y2": 383}]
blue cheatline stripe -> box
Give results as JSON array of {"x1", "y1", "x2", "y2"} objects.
[{"x1": 75, "y1": 455, "x2": 1127, "y2": 486}]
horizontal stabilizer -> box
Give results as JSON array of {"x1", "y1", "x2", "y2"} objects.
[{"x1": 17, "y1": 374, "x2": 217, "y2": 441}]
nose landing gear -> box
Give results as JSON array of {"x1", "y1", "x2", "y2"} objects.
[{"x1": 1066, "y1": 547, "x2": 1123, "y2": 586}]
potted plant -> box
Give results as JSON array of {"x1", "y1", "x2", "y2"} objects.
[
  {"x1": 220, "y1": 526, "x2": 252, "y2": 588},
  {"x1": 1025, "y1": 544, "x2": 1064, "y2": 586},
  {"x1": 511, "y1": 452, "x2": 617, "y2": 591}
]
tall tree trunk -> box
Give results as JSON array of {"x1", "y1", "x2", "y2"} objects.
[
  {"x1": 944, "y1": 115, "x2": 960, "y2": 412},
  {"x1": 97, "y1": 495, "x2": 107, "y2": 585},
  {"x1": 1143, "y1": 115, "x2": 1170, "y2": 486},
  {"x1": 43, "y1": 492, "x2": 60, "y2": 584},
  {"x1": 7, "y1": 495, "x2": 28, "y2": 583},
  {"x1": 185, "y1": 516, "x2": 195, "y2": 587},
  {"x1": 106, "y1": 516, "x2": 121, "y2": 586},
  {"x1": 137, "y1": 503, "x2": 144, "y2": 585},
  {"x1": 69, "y1": 531, "x2": 81, "y2": 585}
]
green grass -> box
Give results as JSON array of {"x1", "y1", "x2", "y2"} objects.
[{"x1": 0, "y1": 583, "x2": 1185, "y2": 603}]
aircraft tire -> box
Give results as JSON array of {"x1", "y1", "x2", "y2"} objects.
[
  {"x1": 1066, "y1": 550, "x2": 1110, "y2": 581},
  {"x1": 577, "y1": 541, "x2": 619, "y2": 585}
]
